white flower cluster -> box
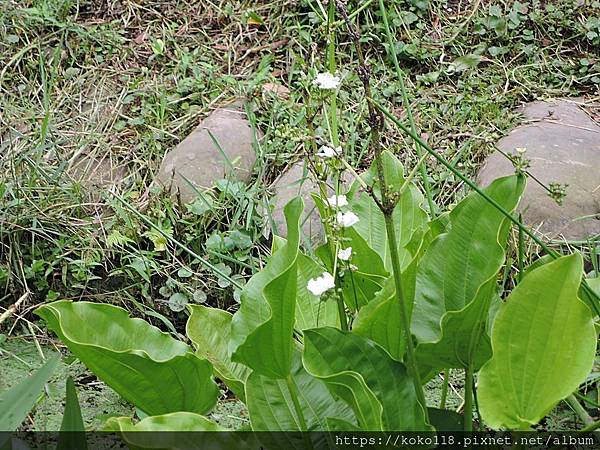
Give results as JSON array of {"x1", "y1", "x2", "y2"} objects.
[
  {"x1": 337, "y1": 247, "x2": 352, "y2": 261},
  {"x1": 317, "y1": 145, "x2": 342, "y2": 158},
  {"x1": 306, "y1": 189, "x2": 359, "y2": 297},
  {"x1": 307, "y1": 272, "x2": 335, "y2": 296},
  {"x1": 306, "y1": 245, "x2": 352, "y2": 296},
  {"x1": 307, "y1": 69, "x2": 356, "y2": 297},
  {"x1": 327, "y1": 194, "x2": 348, "y2": 207},
  {"x1": 322, "y1": 180, "x2": 360, "y2": 229},
  {"x1": 336, "y1": 211, "x2": 359, "y2": 227},
  {"x1": 313, "y1": 72, "x2": 340, "y2": 90}
]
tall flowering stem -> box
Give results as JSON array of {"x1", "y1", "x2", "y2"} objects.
[
  {"x1": 304, "y1": 121, "x2": 349, "y2": 332},
  {"x1": 325, "y1": 1, "x2": 348, "y2": 331},
  {"x1": 336, "y1": 0, "x2": 430, "y2": 422},
  {"x1": 377, "y1": 0, "x2": 436, "y2": 217},
  {"x1": 305, "y1": 1, "x2": 349, "y2": 331},
  {"x1": 327, "y1": 0, "x2": 339, "y2": 147}
]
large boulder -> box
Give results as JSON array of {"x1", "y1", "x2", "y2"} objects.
[
  {"x1": 478, "y1": 99, "x2": 600, "y2": 240},
  {"x1": 270, "y1": 161, "x2": 352, "y2": 243},
  {"x1": 156, "y1": 100, "x2": 259, "y2": 203}
]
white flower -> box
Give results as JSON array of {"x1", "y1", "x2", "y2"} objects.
[
  {"x1": 327, "y1": 194, "x2": 348, "y2": 208},
  {"x1": 313, "y1": 72, "x2": 340, "y2": 89},
  {"x1": 337, "y1": 247, "x2": 352, "y2": 261},
  {"x1": 337, "y1": 211, "x2": 359, "y2": 228},
  {"x1": 316, "y1": 145, "x2": 341, "y2": 158},
  {"x1": 307, "y1": 272, "x2": 335, "y2": 296}
]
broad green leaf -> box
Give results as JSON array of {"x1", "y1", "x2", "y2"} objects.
[
  {"x1": 36, "y1": 301, "x2": 218, "y2": 416},
  {"x1": 352, "y1": 254, "x2": 418, "y2": 360},
  {"x1": 270, "y1": 236, "x2": 338, "y2": 330},
  {"x1": 523, "y1": 254, "x2": 553, "y2": 277},
  {"x1": 105, "y1": 412, "x2": 225, "y2": 431},
  {"x1": 313, "y1": 196, "x2": 388, "y2": 311},
  {"x1": 586, "y1": 277, "x2": 600, "y2": 311},
  {"x1": 0, "y1": 355, "x2": 59, "y2": 431},
  {"x1": 246, "y1": 350, "x2": 355, "y2": 446},
  {"x1": 325, "y1": 417, "x2": 360, "y2": 431},
  {"x1": 353, "y1": 277, "x2": 401, "y2": 358},
  {"x1": 106, "y1": 412, "x2": 236, "y2": 450},
  {"x1": 416, "y1": 282, "x2": 496, "y2": 370},
  {"x1": 186, "y1": 305, "x2": 251, "y2": 401},
  {"x1": 587, "y1": 277, "x2": 600, "y2": 295},
  {"x1": 349, "y1": 151, "x2": 429, "y2": 272},
  {"x1": 246, "y1": 373, "x2": 303, "y2": 432},
  {"x1": 302, "y1": 327, "x2": 430, "y2": 431},
  {"x1": 412, "y1": 175, "x2": 524, "y2": 370},
  {"x1": 427, "y1": 212, "x2": 450, "y2": 239},
  {"x1": 486, "y1": 291, "x2": 502, "y2": 334},
  {"x1": 295, "y1": 253, "x2": 339, "y2": 329},
  {"x1": 580, "y1": 276, "x2": 600, "y2": 313},
  {"x1": 478, "y1": 254, "x2": 596, "y2": 430},
  {"x1": 57, "y1": 377, "x2": 87, "y2": 450},
  {"x1": 353, "y1": 231, "x2": 428, "y2": 360},
  {"x1": 230, "y1": 198, "x2": 302, "y2": 378}
]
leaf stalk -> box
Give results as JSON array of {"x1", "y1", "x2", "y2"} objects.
[
  {"x1": 464, "y1": 364, "x2": 474, "y2": 432},
  {"x1": 286, "y1": 374, "x2": 308, "y2": 431}
]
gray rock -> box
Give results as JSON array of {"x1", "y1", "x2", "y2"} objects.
[
  {"x1": 270, "y1": 161, "x2": 352, "y2": 243},
  {"x1": 156, "y1": 100, "x2": 259, "y2": 203},
  {"x1": 478, "y1": 99, "x2": 600, "y2": 240}
]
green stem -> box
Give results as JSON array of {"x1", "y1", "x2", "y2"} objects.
[
  {"x1": 439, "y1": 370, "x2": 449, "y2": 409},
  {"x1": 472, "y1": 373, "x2": 483, "y2": 429},
  {"x1": 336, "y1": 295, "x2": 349, "y2": 331},
  {"x1": 286, "y1": 374, "x2": 308, "y2": 431},
  {"x1": 348, "y1": 268, "x2": 360, "y2": 313},
  {"x1": 464, "y1": 365, "x2": 474, "y2": 432},
  {"x1": 574, "y1": 390, "x2": 600, "y2": 409},
  {"x1": 517, "y1": 213, "x2": 524, "y2": 283},
  {"x1": 335, "y1": 2, "x2": 429, "y2": 423},
  {"x1": 384, "y1": 214, "x2": 429, "y2": 421},
  {"x1": 325, "y1": 1, "x2": 347, "y2": 330},
  {"x1": 377, "y1": 0, "x2": 436, "y2": 216},
  {"x1": 581, "y1": 419, "x2": 600, "y2": 433},
  {"x1": 341, "y1": 158, "x2": 369, "y2": 190},
  {"x1": 370, "y1": 98, "x2": 600, "y2": 314},
  {"x1": 315, "y1": 181, "x2": 348, "y2": 331},
  {"x1": 305, "y1": 138, "x2": 347, "y2": 330},
  {"x1": 327, "y1": 0, "x2": 339, "y2": 146},
  {"x1": 575, "y1": 397, "x2": 600, "y2": 445},
  {"x1": 565, "y1": 394, "x2": 594, "y2": 426}
]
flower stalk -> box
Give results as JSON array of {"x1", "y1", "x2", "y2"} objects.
[
  {"x1": 327, "y1": 0, "x2": 339, "y2": 145},
  {"x1": 336, "y1": 0, "x2": 430, "y2": 423},
  {"x1": 377, "y1": 0, "x2": 436, "y2": 217},
  {"x1": 370, "y1": 97, "x2": 600, "y2": 315}
]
